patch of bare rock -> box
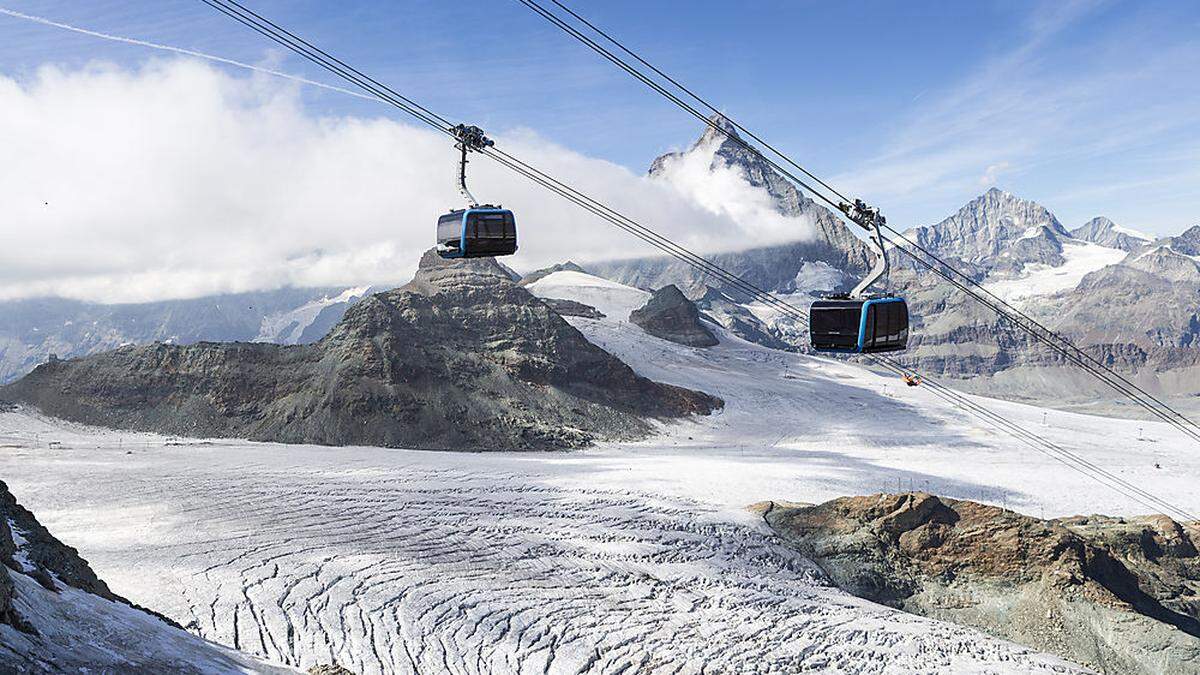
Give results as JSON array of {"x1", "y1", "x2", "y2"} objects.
[
  {"x1": 629, "y1": 284, "x2": 720, "y2": 347},
  {"x1": 761, "y1": 492, "x2": 1200, "y2": 674}
]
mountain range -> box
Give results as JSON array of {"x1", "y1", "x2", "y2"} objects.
[{"x1": 2, "y1": 115, "x2": 1196, "y2": 415}]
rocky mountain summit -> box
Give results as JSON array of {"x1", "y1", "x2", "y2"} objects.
[
  {"x1": 0, "y1": 251, "x2": 721, "y2": 450},
  {"x1": 517, "y1": 261, "x2": 587, "y2": 287},
  {"x1": 629, "y1": 285, "x2": 719, "y2": 347},
  {"x1": 907, "y1": 188, "x2": 1073, "y2": 272},
  {"x1": 593, "y1": 115, "x2": 871, "y2": 300},
  {"x1": 1158, "y1": 225, "x2": 1200, "y2": 257},
  {"x1": 762, "y1": 493, "x2": 1200, "y2": 674},
  {"x1": 1072, "y1": 216, "x2": 1152, "y2": 252}
]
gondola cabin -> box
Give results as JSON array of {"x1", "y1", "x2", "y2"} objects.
[
  {"x1": 436, "y1": 207, "x2": 518, "y2": 259},
  {"x1": 809, "y1": 296, "x2": 908, "y2": 353}
]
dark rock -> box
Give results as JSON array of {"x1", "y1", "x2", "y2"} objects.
[
  {"x1": 308, "y1": 664, "x2": 356, "y2": 675},
  {"x1": 629, "y1": 285, "x2": 719, "y2": 348},
  {"x1": 540, "y1": 297, "x2": 605, "y2": 319},
  {"x1": 0, "y1": 479, "x2": 116, "y2": 601},
  {"x1": 1, "y1": 250, "x2": 721, "y2": 451}
]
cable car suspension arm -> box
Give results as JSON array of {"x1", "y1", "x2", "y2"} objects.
[
  {"x1": 452, "y1": 123, "x2": 494, "y2": 208},
  {"x1": 840, "y1": 199, "x2": 889, "y2": 297}
]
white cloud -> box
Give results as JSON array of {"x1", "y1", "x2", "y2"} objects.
[
  {"x1": 0, "y1": 59, "x2": 804, "y2": 303},
  {"x1": 646, "y1": 134, "x2": 814, "y2": 248},
  {"x1": 978, "y1": 162, "x2": 1011, "y2": 187}
]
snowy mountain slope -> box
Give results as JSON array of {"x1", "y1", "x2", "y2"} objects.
[
  {"x1": 0, "y1": 271, "x2": 1188, "y2": 673},
  {"x1": 1071, "y1": 216, "x2": 1152, "y2": 252},
  {"x1": 981, "y1": 238, "x2": 1128, "y2": 304},
  {"x1": 253, "y1": 286, "x2": 371, "y2": 344}
]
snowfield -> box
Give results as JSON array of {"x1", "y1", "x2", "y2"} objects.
[
  {"x1": 982, "y1": 239, "x2": 1126, "y2": 304},
  {"x1": 2, "y1": 270, "x2": 1195, "y2": 673}
]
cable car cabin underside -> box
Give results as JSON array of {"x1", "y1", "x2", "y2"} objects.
[
  {"x1": 436, "y1": 207, "x2": 518, "y2": 259},
  {"x1": 810, "y1": 296, "x2": 909, "y2": 354}
]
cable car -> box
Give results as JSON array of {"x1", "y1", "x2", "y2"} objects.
[
  {"x1": 810, "y1": 296, "x2": 908, "y2": 353},
  {"x1": 436, "y1": 207, "x2": 518, "y2": 259},
  {"x1": 435, "y1": 123, "x2": 518, "y2": 260},
  {"x1": 809, "y1": 199, "x2": 911, "y2": 354}
]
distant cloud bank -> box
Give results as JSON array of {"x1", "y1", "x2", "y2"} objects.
[{"x1": 0, "y1": 59, "x2": 810, "y2": 303}]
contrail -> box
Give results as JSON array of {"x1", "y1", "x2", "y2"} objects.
[{"x1": 0, "y1": 6, "x2": 381, "y2": 103}]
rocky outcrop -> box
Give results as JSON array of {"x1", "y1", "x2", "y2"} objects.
[
  {"x1": 0, "y1": 480, "x2": 117, "y2": 606},
  {"x1": 763, "y1": 493, "x2": 1200, "y2": 674},
  {"x1": 540, "y1": 297, "x2": 605, "y2": 319},
  {"x1": 629, "y1": 285, "x2": 719, "y2": 347},
  {"x1": 1, "y1": 251, "x2": 721, "y2": 451},
  {"x1": 0, "y1": 479, "x2": 289, "y2": 672}
]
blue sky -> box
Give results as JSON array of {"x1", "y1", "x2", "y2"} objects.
[{"x1": 1, "y1": 0, "x2": 1197, "y2": 238}]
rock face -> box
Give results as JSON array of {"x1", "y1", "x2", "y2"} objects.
[
  {"x1": 1, "y1": 251, "x2": 721, "y2": 451},
  {"x1": 1071, "y1": 216, "x2": 1151, "y2": 252},
  {"x1": 0, "y1": 481, "x2": 117, "y2": 606},
  {"x1": 1160, "y1": 225, "x2": 1200, "y2": 257},
  {"x1": 540, "y1": 297, "x2": 605, "y2": 319},
  {"x1": 629, "y1": 285, "x2": 720, "y2": 347},
  {"x1": 909, "y1": 188, "x2": 1072, "y2": 272},
  {"x1": 592, "y1": 115, "x2": 871, "y2": 300},
  {"x1": 763, "y1": 493, "x2": 1200, "y2": 674}
]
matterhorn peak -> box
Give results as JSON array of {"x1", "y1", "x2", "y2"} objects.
[{"x1": 701, "y1": 113, "x2": 740, "y2": 140}]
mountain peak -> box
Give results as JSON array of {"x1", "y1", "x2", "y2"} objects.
[
  {"x1": 1166, "y1": 224, "x2": 1200, "y2": 256},
  {"x1": 912, "y1": 189, "x2": 1068, "y2": 267},
  {"x1": 699, "y1": 113, "x2": 741, "y2": 143},
  {"x1": 1071, "y1": 217, "x2": 1151, "y2": 252}
]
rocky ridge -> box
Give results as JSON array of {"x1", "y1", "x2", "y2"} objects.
[
  {"x1": 762, "y1": 493, "x2": 1200, "y2": 674},
  {"x1": 0, "y1": 286, "x2": 367, "y2": 386},
  {"x1": 0, "y1": 251, "x2": 720, "y2": 451},
  {"x1": 1072, "y1": 216, "x2": 1152, "y2": 252}
]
